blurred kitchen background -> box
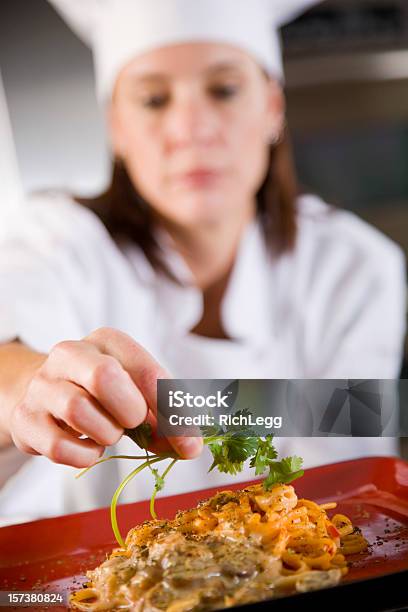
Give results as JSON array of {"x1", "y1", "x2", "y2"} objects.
[{"x1": 0, "y1": 0, "x2": 407, "y2": 378}]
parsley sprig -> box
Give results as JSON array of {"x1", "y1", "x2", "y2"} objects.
[
  {"x1": 77, "y1": 410, "x2": 303, "y2": 547},
  {"x1": 202, "y1": 410, "x2": 303, "y2": 486}
]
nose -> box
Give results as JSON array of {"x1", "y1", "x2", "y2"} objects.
[{"x1": 164, "y1": 92, "x2": 220, "y2": 150}]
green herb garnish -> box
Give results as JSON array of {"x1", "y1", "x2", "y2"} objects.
[{"x1": 77, "y1": 410, "x2": 303, "y2": 547}]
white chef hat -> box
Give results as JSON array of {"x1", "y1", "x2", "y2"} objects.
[{"x1": 49, "y1": 0, "x2": 323, "y2": 104}]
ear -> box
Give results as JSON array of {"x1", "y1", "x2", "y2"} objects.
[
  {"x1": 107, "y1": 103, "x2": 126, "y2": 159},
  {"x1": 264, "y1": 78, "x2": 285, "y2": 143}
]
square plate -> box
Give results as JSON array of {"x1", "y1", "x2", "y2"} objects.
[{"x1": 0, "y1": 456, "x2": 407, "y2": 611}]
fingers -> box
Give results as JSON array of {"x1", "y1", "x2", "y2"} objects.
[
  {"x1": 11, "y1": 404, "x2": 104, "y2": 468},
  {"x1": 142, "y1": 405, "x2": 203, "y2": 460},
  {"x1": 167, "y1": 435, "x2": 204, "y2": 459},
  {"x1": 29, "y1": 378, "x2": 124, "y2": 447},
  {"x1": 43, "y1": 339, "x2": 148, "y2": 429},
  {"x1": 22, "y1": 328, "x2": 204, "y2": 467},
  {"x1": 85, "y1": 329, "x2": 203, "y2": 458},
  {"x1": 85, "y1": 328, "x2": 170, "y2": 416}
]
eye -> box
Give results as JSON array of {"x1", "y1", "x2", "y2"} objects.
[
  {"x1": 209, "y1": 85, "x2": 240, "y2": 99},
  {"x1": 141, "y1": 94, "x2": 169, "y2": 109}
]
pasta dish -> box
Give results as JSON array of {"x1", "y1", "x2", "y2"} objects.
[{"x1": 70, "y1": 481, "x2": 367, "y2": 611}]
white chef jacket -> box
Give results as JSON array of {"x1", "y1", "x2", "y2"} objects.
[{"x1": 0, "y1": 191, "x2": 406, "y2": 524}]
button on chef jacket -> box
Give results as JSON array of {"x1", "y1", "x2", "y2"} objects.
[{"x1": 0, "y1": 192, "x2": 406, "y2": 524}]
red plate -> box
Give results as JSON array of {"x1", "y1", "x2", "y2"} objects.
[{"x1": 0, "y1": 456, "x2": 407, "y2": 611}]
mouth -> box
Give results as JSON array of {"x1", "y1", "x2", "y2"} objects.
[{"x1": 175, "y1": 168, "x2": 223, "y2": 188}]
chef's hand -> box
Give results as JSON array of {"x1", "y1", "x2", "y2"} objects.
[{"x1": 9, "y1": 328, "x2": 203, "y2": 468}]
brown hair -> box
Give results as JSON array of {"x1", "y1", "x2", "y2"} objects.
[{"x1": 76, "y1": 130, "x2": 298, "y2": 280}]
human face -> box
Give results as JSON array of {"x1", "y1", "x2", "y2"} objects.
[{"x1": 109, "y1": 42, "x2": 284, "y2": 230}]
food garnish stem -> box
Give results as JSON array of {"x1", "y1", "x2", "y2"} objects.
[
  {"x1": 110, "y1": 456, "x2": 165, "y2": 547},
  {"x1": 75, "y1": 454, "x2": 160, "y2": 479},
  {"x1": 149, "y1": 457, "x2": 179, "y2": 519}
]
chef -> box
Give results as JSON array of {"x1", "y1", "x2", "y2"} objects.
[{"x1": 0, "y1": 0, "x2": 406, "y2": 524}]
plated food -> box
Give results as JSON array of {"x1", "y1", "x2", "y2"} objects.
[{"x1": 69, "y1": 481, "x2": 367, "y2": 611}]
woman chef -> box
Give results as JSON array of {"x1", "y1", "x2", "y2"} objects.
[{"x1": 0, "y1": 0, "x2": 406, "y2": 523}]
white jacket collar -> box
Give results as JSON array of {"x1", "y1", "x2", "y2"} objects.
[{"x1": 154, "y1": 217, "x2": 275, "y2": 348}]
